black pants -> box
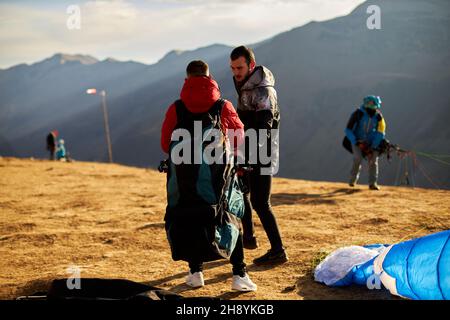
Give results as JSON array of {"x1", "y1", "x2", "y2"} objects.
[
  {"x1": 48, "y1": 146, "x2": 56, "y2": 160},
  {"x1": 189, "y1": 234, "x2": 246, "y2": 277},
  {"x1": 241, "y1": 168, "x2": 284, "y2": 252}
]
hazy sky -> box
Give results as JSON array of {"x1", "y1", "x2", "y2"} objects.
[{"x1": 0, "y1": 0, "x2": 366, "y2": 69}]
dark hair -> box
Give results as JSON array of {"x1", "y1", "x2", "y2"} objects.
[
  {"x1": 186, "y1": 60, "x2": 209, "y2": 77},
  {"x1": 230, "y1": 46, "x2": 255, "y2": 65}
]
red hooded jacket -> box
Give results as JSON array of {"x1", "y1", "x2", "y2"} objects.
[{"x1": 161, "y1": 76, "x2": 244, "y2": 154}]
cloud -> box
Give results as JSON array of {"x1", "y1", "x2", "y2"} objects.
[{"x1": 0, "y1": 0, "x2": 366, "y2": 68}]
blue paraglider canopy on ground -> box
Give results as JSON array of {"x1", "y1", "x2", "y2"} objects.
[{"x1": 314, "y1": 230, "x2": 450, "y2": 300}]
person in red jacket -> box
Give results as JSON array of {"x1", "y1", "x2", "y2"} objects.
[
  {"x1": 160, "y1": 60, "x2": 256, "y2": 291},
  {"x1": 161, "y1": 64, "x2": 244, "y2": 154}
]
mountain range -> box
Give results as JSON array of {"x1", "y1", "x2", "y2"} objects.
[{"x1": 1, "y1": 0, "x2": 449, "y2": 188}]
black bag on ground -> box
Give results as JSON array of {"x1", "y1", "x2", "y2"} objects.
[{"x1": 17, "y1": 278, "x2": 185, "y2": 301}]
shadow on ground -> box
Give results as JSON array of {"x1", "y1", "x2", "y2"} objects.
[
  {"x1": 13, "y1": 277, "x2": 56, "y2": 299},
  {"x1": 295, "y1": 274, "x2": 399, "y2": 300},
  {"x1": 272, "y1": 188, "x2": 362, "y2": 206},
  {"x1": 144, "y1": 260, "x2": 229, "y2": 289}
]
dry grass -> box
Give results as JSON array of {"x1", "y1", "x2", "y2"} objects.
[{"x1": 1, "y1": 157, "x2": 449, "y2": 300}]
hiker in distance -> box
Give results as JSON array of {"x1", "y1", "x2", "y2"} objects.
[
  {"x1": 230, "y1": 45, "x2": 288, "y2": 265},
  {"x1": 46, "y1": 130, "x2": 58, "y2": 160},
  {"x1": 56, "y1": 139, "x2": 67, "y2": 161},
  {"x1": 345, "y1": 95, "x2": 386, "y2": 190},
  {"x1": 160, "y1": 60, "x2": 257, "y2": 291}
]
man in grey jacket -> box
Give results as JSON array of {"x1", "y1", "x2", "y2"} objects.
[{"x1": 230, "y1": 45, "x2": 287, "y2": 265}]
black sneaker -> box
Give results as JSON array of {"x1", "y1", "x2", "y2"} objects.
[
  {"x1": 253, "y1": 249, "x2": 288, "y2": 265},
  {"x1": 243, "y1": 236, "x2": 259, "y2": 250}
]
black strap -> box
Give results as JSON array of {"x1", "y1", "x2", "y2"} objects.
[
  {"x1": 209, "y1": 98, "x2": 226, "y2": 118},
  {"x1": 174, "y1": 99, "x2": 226, "y2": 128},
  {"x1": 174, "y1": 100, "x2": 192, "y2": 124},
  {"x1": 376, "y1": 111, "x2": 383, "y2": 122},
  {"x1": 346, "y1": 108, "x2": 363, "y2": 130}
]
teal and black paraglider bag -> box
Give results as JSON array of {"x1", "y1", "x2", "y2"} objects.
[
  {"x1": 213, "y1": 172, "x2": 245, "y2": 258},
  {"x1": 163, "y1": 98, "x2": 245, "y2": 262},
  {"x1": 164, "y1": 170, "x2": 245, "y2": 262}
]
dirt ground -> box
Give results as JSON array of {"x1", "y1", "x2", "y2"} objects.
[{"x1": 1, "y1": 157, "x2": 449, "y2": 300}]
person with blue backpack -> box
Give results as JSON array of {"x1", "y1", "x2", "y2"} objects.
[
  {"x1": 160, "y1": 60, "x2": 257, "y2": 291},
  {"x1": 56, "y1": 139, "x2": 67, "y2": 161},
  {"x1": 345, "y1": 95, "x2": 386, "y2": 190}
]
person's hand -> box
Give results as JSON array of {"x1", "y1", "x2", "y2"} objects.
[
  {"x1": 357, "y1": 141, "x2": 372, "y2": 156},
  {"x1": 158, "y1": 159, "x2": 169, "y2": 173},
  {"x1": 236, "y1": 167, "x2": 246, "y2": 177},
  {"x1": 356, "y1": 141, "x2": 365, "y2": 150}
]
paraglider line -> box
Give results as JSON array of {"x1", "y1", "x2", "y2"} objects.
[{"x1": 414, "y1": 158, "x2": 443, "y2": 189}]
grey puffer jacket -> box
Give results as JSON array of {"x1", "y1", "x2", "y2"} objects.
[
  {"x1": 234, "y1": 65, "x2": 280, "y2": 175},
  {"x1": 235, "y1": 66, "x2": 280, "y2": 117}
]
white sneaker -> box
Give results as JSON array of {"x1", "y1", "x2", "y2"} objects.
[
  {"x1": 186, "y1": 271, "x2": 204, "y2": 288},
  {"x1": 231, "y1": 273, "x2": 257, "y2": 292}
]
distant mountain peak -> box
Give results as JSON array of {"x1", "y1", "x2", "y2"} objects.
[
  {"x1": 102, "y1": 57, "x2": 119, "y2": 63},
  {"x1": 49, "y1": 53, "x2": 99, "y2": 65},
  {"x1": 157, "y1": 44, "x2": 232, "y2": 64},
  {"x1": 160, "y1": 49, "x2": 184, "y2": 60}
]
